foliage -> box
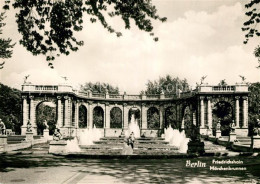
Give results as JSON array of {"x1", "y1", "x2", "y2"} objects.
[
  {"x1": 80, "y1": 82, "x2": 119, "y2": 94},
  {"x1": 36, "y1": 102, "x2": 56, "y2": 135},
  {"x1": 165, "y1": 106, "x2": 177, "y2": 129},
  {"x1": 243, "y1": 1, "x2": 260, "y2": 67},
  {"x1": 0, "y1": 12, "x2": 15, "y2": 69},
  {"x1": 110, "y1": 107, "x2": 122, "y2": 128},
  {"x1": 78, "y1": 105, "x2": 87, "y2": 128},
  {"x1": 212, "y1": 101, "x2": 233, "y2": 136},
  {"x1": 143, "y1": 75, "x2": 190, "y2": 95},
  {"x1": 0, "y1": 83, "x2": 22, "y2": 134},
  {"x1": 147, "y1": 107, "x2": 159, "y2": 129},
  {"x1": 93, "y1": 106, "x2": 104, "y2": 128},
  {"x1": 248, "y1": 82, "x2": 260, "y2": 135},
  {"x1": 3, "y1": 0, "x2": 166, "y2": 68}
]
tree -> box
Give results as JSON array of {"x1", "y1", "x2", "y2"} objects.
[
  {"x1": 243, "y1": 1, "x2": 260, "y2": 67},
  {"x1": 80, "y1": 82, "x2": 119, "y2": 94},
  {"x1": 143, "y1": 75, "x2": 190, "y2": 96},
  {"x1": 0, "y1": 12, "x2": 15, "y2": 69},
  {"x1": 3, "y1": 0, "x2": 166, "y2": 68},
  {"x1": 0, "y1": 83, "x2": 22, "y2": 134},
  {"x1": 36, "y1": 102, "x2": 56, "y2": 135},
  {"x1": 248, "y1": 82, "x2": 260, "y2": 135}
]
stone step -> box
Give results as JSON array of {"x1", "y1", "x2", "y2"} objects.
[
  {"x1": 75, "y1": 149, "x2": 180, "y2": 155},
  {"x1": 93, "y1": 140, "x2": 168, "y2": 144},
  {"x1": 100, "y1": 137, "x2": 165, "y2": 141},
  {"x1": 80, "y1": 144, "x2": 178, "y2": 150}
]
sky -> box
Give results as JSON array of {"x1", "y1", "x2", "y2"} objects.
[{"x1": 0, "y1": 0, "x2": 259, "y2": 94}]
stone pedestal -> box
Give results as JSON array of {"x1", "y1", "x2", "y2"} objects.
[
  {"x1": 26, "y1": 132, "x2": 34, "y2": 141},
  {"x1": 21, "y1": 126, "x2": 27, "y2": 135},
  {"x1": 43, "y1": 129, "x2": 49, "y2": 140},
  {"x1": 187, "y1": 141, "x2": 205, "y2": 155},
  {"x1": 235, "y1": 128, "x2": 248, "y2": 137},
  {"x1": 200, "y1": 128, "x2": 207, "y2": 135},
  {"x1": 229, "y1": 132, "x2": 236, "y2": 142},
  {"x1": 0, "y1": 135, "x2": 7, "y2": 145},
  {"x1": 216, "y1": 130, "x2": 221, "y2": 138},
  {"x1": 252, "y1": 136, "x2": 260, "y2": 149},
  {"x1": 49, "y1": 140, "x2": 67, "y2": 154}
]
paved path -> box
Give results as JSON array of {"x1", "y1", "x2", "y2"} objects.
[{"x1": 1, "y1": 154, "x2": 260, "y2": 184}]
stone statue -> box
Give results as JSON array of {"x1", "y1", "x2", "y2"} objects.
[
  {"x1": 53, "y1": 128, "x2": 63, "y2": 141},
  {"x1": 26, "y1": 120, "x2": 32, "y2": 132},
  {"x1": 231, "y1": 120, "x2": 235, "y2": 133},
  {"x1": 0, "y1": 119, "x2": 6, "y2": 135},
  {"x1": 216, "y1": 121, "x2": 221, "y2": 131},
  {"x1": 43, "y1": 120, "x2": 49, "y2": 129}
]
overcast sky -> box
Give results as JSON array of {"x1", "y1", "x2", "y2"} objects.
[{"x1": 0, "y1": 0, "x2": 259, "y2": 94}]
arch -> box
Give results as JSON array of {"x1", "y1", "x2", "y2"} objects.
[
  {"x1": 110, "y1": 107, "x2": 122, "y2": 128},
  {"x1": 93, "y1": 106, "x2": 104, "y2": 128},
  {"x1": 212, "y1": 101, "x2": 234, "y2": 136},
  {"x1": 147, "y1": 106, "x2": 160, "y2": 129},
  {"x1": 79, "y1": 105, "x2": 87, "y2": 128},
  {"x1": 128, "y1": 107, "x2": 141, "y2": 124},
  {"x1": 165, "y1": 105, "x2": 178, "y2": 129},
  {"x1": 36, "y1": 101, "x2": 57, "y2": 135}
]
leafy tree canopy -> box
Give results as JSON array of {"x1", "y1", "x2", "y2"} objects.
[
  {"x1": 3, "y1": 0, "x2": 166, "y2": 68},
  {"x1": 0, "y1": 83, "x2": 22, "y2": 134},
  {"x1": 248, "y1": 82, "x2": 260, "y2": 135},
  {"x1": 0, "y1": 12, "x2": 15, "y2": 69},
  {"x1": 80, "y1": 82, "x2": 119, "y2": 94},
  {"x1": 243, "y1": 1, "x2": 260, "y2": 67},
  {"x1": 142, "y1": 75, "x2": 190, "y2": 95}
]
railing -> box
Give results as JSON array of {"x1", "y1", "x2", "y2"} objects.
[
  {"x1": 146, "y1": 94, "x2": 160, "y2": 99},
  {"x1": 35, "y1": 85, "x2": 58, "y2": 91},
  {"x1": 92, "y1": 93, "x2": 106, "y2": 98},
  {"x1": 109, "y1": 94, "x2": 123, "y2": 99},
  {"x1": 126, "y1": 95, "x2": 142, "y2": 100},
  {"x1": 212, "y1": 86, "x2": 235, "y2": 91}
]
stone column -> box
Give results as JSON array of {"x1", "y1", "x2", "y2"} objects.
[
  {"x1": 123, "y1": 103, "x2": 128, "y2": 129},
  {"x1": 29, "y1": 95, "x2": 37, "y2": 135},
  {"x1": 141, "y1": 103, "x2": 147, "y2": 129},
  {"x1": 105, "y1": 103, "x2": 110, "y2": 129},
  {"x1": 75, "y1": 101, "x2": 79, "y2": 128},
  {"x1": 193, "y1": 112, "x2": 196, "y2": 126},
  {"x1": 159, "y1": 106, "x2": 164, "y2": 129},
  {"x1": 242, "y1": 96, "x2": 248, "y2": 128},
  {"x1": 207, "y1": 97, "x2": 212, "y2": 129},
  {"x1": 57, "y1": 96, "x2": 62, "y2": 128},
  {"x1": 64, "y1": 96, "x2": 69, "y2": 127},
  {"x1": 22, "y1": 96, "x2": 28, "y2": 135},
  {"x1": 235, "y1": 96, "x2": 240, "y2": 128},
  {"x1": 88, "y1": 102, "x2": 93, "y2": 128},
  {"x1": 200, "y1": 97, "x2": 205, "y2": 128}
]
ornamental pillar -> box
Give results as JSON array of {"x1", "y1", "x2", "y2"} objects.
[
  {"x1": 64, "y1": 96, "x2": 69, "y2": 127},
  {"x1": 207, "y1": 97, "x2": 212, "y2": 129},
  {"x1": 88, "y1": 102, "x2": 93, "y2": 128},
  {"x1": 75, "y1": 101, "x2": 79, "y2": 128},
  {"x1": 235, "y1": 96, "x2": 240, "y2": 128},
  {"x1": 159, "y1": 106, "x2": 164, "y2": 129},
  {"x1": 21, "y1": 96, "x2": 28, "y2": 135},
  {"x1": 29, "y1": 95, "x2": 37, "y2": 135},
  {"x1": 242, "y1": 96, "x2": 248, "y2": 128},
  {"x1": 123, "y1": 103, "x2": 128, "y2": 129},
  {"x1": 57, "y1": 96, "x2": 62, "y2": 128},
  {"x1": 200, "y1": 97, "x2": 205, "y2": 128},
  {"x1": 141, "y1": 103, "x2": 147, "y2": 129},
  {"x1": 105, "y1": 103, "x2": 110, "y2": 128}
]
